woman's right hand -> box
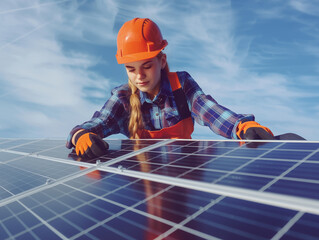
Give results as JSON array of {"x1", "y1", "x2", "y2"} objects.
[{"x1": 74, "y1": 130, "x2": 109, "y2": 159}]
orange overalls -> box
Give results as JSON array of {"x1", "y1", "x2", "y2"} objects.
[{"x1": 138, "y1": 72, "x2": 194, "y2": 139}]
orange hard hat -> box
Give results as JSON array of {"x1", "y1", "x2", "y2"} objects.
[{"x1": 116, "y1": 18, "x2": 168, "y2": 64}]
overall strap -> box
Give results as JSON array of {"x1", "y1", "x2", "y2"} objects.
[{"x1": 167, "y1": 72, "x2": 191, "y2": 120}]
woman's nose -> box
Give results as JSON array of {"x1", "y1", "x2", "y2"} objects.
[{"x1": 137, "y1": 68, "x2": 146, "y2": 79}]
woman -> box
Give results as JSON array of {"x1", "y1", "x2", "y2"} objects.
[{"x1": 66, "y1": 18, "x2": 275, "y2": 159}]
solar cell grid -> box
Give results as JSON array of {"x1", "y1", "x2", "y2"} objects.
[
  {"x1": 282, "y1": 213, "x2": 319, "y2": 239},
  {"x1": 0, "y1": 163, "x2": 47, "y2": 196},
  {"x1": 277, "y1": 142, "x2": 319, "y2": 150},
  {"x1": 0, "y1": 152, "x2": 22, "y2": 163},
  {"x1": 104, "y1": 140, "x2": 319, "y2": 201},
  {"x1": 9, "y1": 139, "x2": 66, "y2": 154},
  {"x1": 286, "y1": 162, "x2": 319, "y2": 180},
  {"x1": 2, "y1": 174, "x2": 207, "y2": 239},
  {"x1": 6, "y1": 156, "x2": 81, "y2": 180},
  {"x1": 0, "y1": 139, "x2": 39, "y2": 149},
  {"x1": 308, "y1": 152, "x2": 319, "y2": 161},
  {"x1": 0, "y1": 187, "x2": 13, "y2": 201},
  {"x1": 265, "y1": 179, "x2": 319, "y2": 200},
  {"x1": 0, "y1": 138, "x2": 319, "y2": 239}
]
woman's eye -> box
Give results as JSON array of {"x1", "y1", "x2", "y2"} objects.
[
  {"x1": 128, "y1": 69, "x2": 135, "y2": 72},
  {"x1": 144, "y1": 65, "x2": 152, "y2": 69}
]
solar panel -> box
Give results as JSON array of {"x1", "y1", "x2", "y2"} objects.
[{"x1": 1, "y1": 138, "x2": 319, "y2": 239}]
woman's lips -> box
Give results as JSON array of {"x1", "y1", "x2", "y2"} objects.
[{"x1": 137, "y1": 81, "x2": 149, "y2": 86}]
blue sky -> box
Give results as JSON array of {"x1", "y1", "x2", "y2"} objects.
[{"x1": 0, "y1": 0, "x2": 318, "y2": 140}]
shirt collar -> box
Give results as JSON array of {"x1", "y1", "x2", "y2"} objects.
[{"x1": 140, "y1": 72, "x2": 172, "y2": 105}]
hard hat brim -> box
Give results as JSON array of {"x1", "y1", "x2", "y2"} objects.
[{"x1": 116, "y1": 49, "x2": 164, "y2": 64}]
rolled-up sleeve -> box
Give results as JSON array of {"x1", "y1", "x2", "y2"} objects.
[
  {"x1": 66, "y1": 85, "x2": 130, "y2": 149},
  {"x1": 177, "y1": 71, "x2": 255, "y2": 139}
]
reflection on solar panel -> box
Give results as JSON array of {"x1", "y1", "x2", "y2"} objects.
[{"x1": 1, "y1": 138, "x2": 319, "y2": 239}]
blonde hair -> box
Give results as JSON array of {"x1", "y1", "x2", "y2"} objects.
[{"x1": 128, "y1": 52, "x2": 169, "y2": 138}]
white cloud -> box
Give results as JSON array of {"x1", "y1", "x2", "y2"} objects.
[
  {"x1": 289, "y1": 0, "x2": 319, "y2": 16},
  {"x1": 2, "y1": 40, "x2": 94, "y2": 106},
  {"x1": 304, "y1": 44, "x2": 319, "y2": 59},
  {"x1": 0, "y1": 0, "x2": 116, "y2": 138}
]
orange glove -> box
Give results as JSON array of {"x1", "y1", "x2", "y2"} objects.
[
  {"x1": 236, "y1": 121, "x2": 274, "y2": 140},
  {"x1": 74, "y1": 130, "x2": 109, "y2": 159}
]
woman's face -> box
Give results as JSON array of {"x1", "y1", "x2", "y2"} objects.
[{"x1": 125, "y1": 54, "x2": 166, "y2": 100}]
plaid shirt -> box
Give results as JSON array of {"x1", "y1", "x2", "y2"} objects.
[{"x1": 66, "y1": 71, "x2": 254, "y2": 148}]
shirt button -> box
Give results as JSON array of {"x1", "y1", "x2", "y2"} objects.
[{"x1": 155, "y1": 113, "x2": 159, "y2": 116}]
